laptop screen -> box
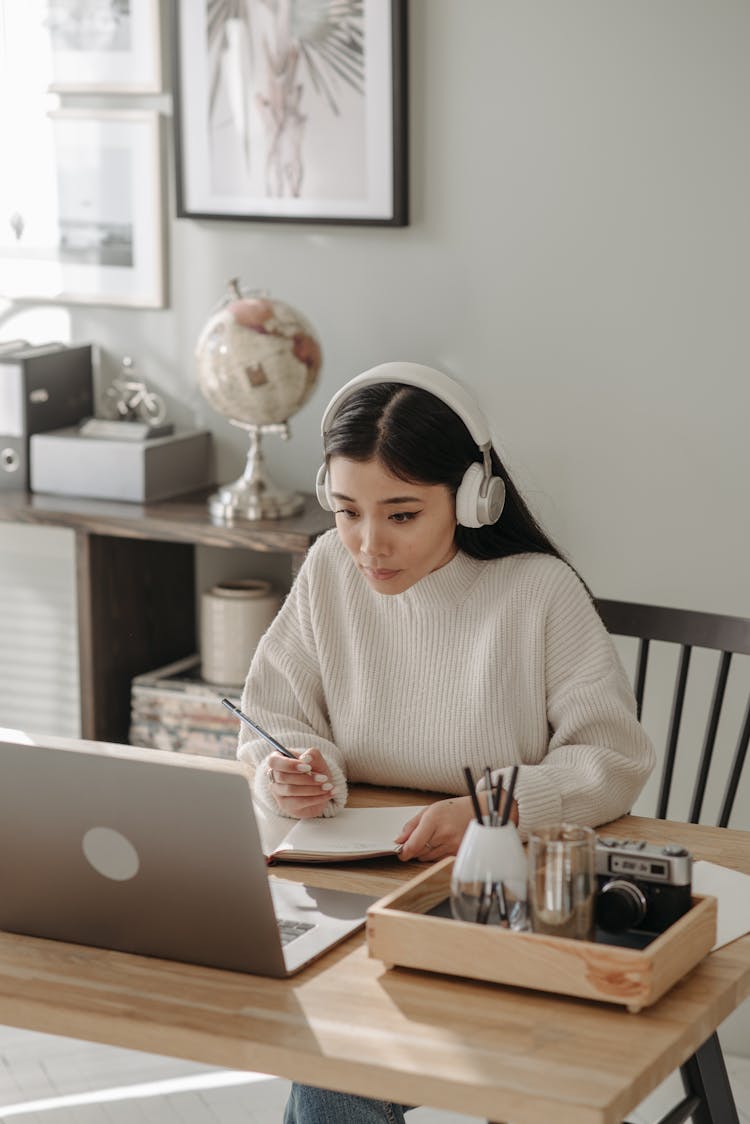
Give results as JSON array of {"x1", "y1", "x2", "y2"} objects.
[{"x1": 0, "y1": 733, "x2": 289, "y2": 974}]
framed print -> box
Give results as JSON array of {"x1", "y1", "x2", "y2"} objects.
[
  {"x1": 44, "y1": 0, "x2": 162, "y2": 93},
  {"x1": 174, "y1": 0, "x2": 408, "y2": 226},
  {"x1": 0, "y1": 109, "x2": 166, "y2": 309}
]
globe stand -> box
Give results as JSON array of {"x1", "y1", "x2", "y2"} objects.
[{"x1": 208, "y1": 421, "x2": 305, "y2": 523}]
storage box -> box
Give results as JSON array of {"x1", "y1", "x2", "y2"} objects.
[
  {"x1": 1, "y1": 343, "x2": 93, "y2": 490},
  {"x1": 30, "y1": 426, "x2": 212, "y2": 502},
  {"x1": 129, "y1": 655, "x2": 241, "y2": 758},
  {"x1": 366, "y1": 856, "x2": 717, "y2": 1012}
]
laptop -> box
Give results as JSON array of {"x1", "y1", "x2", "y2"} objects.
[{"x1": 0, "y1": 733, "x2": 377, "y2": 976}]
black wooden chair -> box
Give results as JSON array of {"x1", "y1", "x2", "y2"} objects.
[
  {"x1": 596, "y1": 600, "x2": 750, "y2": 828},
  {"x1": 595, "y1": 599, "x2": 750, "y2": 1124}
]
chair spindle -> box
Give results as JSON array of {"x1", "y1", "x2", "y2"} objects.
[
  {"x1": 656, "y1": 644, "x2": 692, "y2": 820},
  {"x1": 718, "y1": 694, "x2": 750, "y2": 829},
  {"x1": 688, "y1": 650, "x2": 732, "y2": 824}
]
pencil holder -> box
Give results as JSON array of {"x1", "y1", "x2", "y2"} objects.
[{"x1": 450, "y1": 819, "x2": 528, "y2": 929}]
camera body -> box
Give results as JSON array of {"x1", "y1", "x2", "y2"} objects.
[{"x1": 594, "y1": 836, "x2": 693, "y2": 936}]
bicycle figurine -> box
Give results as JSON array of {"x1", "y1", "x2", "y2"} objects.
[{"x1": 104, "y1": 356, "x2": 167, "y2": 426}]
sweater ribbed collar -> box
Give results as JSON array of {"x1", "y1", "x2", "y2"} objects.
[{"x1": 382, "y1": 548, "x2": 487, "y2": 610}]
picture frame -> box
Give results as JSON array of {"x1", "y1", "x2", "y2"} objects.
[
  {"x1": 44, "y1": 0, "x2": 162, "y2": 94},
  {"x1": 173, "y1": 0, "x2": 408, "y2": 226},
  {"x1": 0, "y1": 109, "x2": 166, "y2": 309}
]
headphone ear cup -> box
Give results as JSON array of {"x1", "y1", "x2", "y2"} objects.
[
  {"x1": 315, "y1": 464, "x2": 334, "y2": 511},
  {"x1": 478, "y1": 475, "x2": 506, "y2": 525},
  {"x1": 455, "y1": 462, "x2": 485, "y2": 528},
  {"x1": 455, "y1": 462, "x2": 506, "y2": 527}
]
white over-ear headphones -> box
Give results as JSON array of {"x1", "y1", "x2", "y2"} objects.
[{"x1": 315, "y1": 361, "x2": 506, "y2": 528}]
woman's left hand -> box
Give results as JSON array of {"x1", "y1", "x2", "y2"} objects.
[{"x1": 395, "y1": 796, "x2": 475, "y2": 862}]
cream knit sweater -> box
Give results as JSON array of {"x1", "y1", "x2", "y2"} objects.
[{"x1": 238, "y1": 531, "x2": 654, "y2": 837}]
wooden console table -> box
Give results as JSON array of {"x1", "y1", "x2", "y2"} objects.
[{"x1": 0, "y1": 490, "x2": 332, "y2": 744}]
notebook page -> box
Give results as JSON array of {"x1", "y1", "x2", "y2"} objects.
[
  {"x1": 253, "y1": 800, "x2": 296, "y2": 856},
  {"x1": 272, "y1": 805, "x2": 426, "y2": 857}
]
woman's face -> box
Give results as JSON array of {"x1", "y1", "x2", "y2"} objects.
[{"x1": 328, "y1": 456, "x2": 458, "y2": 594}]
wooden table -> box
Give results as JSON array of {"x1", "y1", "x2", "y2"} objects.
[{"x1": 0, "y1": 777, "x2": 748, "y2": 1124}]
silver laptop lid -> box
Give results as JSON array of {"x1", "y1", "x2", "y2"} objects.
[{"x1": 0, "y1": 737, "x2": 290, "y2": 976}]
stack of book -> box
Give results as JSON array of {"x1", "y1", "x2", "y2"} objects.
[{"x1": 129, "y1": 655, "x2": 241, "y2": 758}]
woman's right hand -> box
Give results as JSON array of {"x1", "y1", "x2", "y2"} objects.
[{"x1": 265, "y1": 748, "x2": 335, "y2": 818}]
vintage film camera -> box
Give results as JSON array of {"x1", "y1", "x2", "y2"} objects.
[{"x1": 594, "y1": 836, "x2": 693, "y2": 937}]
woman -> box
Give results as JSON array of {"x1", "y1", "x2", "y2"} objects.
[{"x1": 238, "y1": 361, "x2": 654, "y2": 1123}]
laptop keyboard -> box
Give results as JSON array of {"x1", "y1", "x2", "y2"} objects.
[{"x1": 278, "y1": 917, "x2": 315, "y2": 946}]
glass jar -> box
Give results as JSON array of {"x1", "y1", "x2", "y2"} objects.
[{"x1": 527, "y1": 823, "x2": 596, "y2": 940}]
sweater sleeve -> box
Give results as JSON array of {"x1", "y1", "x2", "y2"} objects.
[
  {"x1": 498, "y1": 565, "x2": 655, "y2": 839},
  {"x1": 236, "y1": 546, "x2": 348, "y2": 818}
]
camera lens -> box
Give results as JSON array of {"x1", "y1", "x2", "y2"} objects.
[{"x1": 596, "y1": 879, "x2": 648, "y2": 933}]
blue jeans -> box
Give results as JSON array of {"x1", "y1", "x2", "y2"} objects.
[{"x1": 283, "y1": 1083, "x2": 413, "y2": 1123}]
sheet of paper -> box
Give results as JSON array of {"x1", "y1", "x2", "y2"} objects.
[
  {"x1": 693, "y1": 860, "x2": 750, "y2": 951},
  {"x1": 273, "y1": 805, "x2": 426, "y2": 857},
  {"x1": 252, "y1": 800, "x2": 296, "y2": 857}
]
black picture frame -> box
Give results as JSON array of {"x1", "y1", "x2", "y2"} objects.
[{"x1": 173, "y1": 0, "x2": 408, "y2": 227}]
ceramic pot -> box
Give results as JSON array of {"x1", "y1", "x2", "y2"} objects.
[
  {"x1": 200, "y1": 579, "x2": 280, "y2": 685},
  {"x1": 450, "y1": 818, "x2": 528, "y2": 929}
]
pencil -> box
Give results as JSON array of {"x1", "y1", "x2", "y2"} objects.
[
  {"x1": 484, "y1": 766, "x2": 496, "y2": 826},
  {"x1": 499, "y1": 764, "x2": 519, "y2": 827},
  {"x1": 494, "y1": 773, "x2": 504, "y2": 821},
  {"x1": 463, "y1": 766, "x2": 484, "y2": 825},
  {"x1": 220, "y1": 698, "x2": 299, "y2": 760}
]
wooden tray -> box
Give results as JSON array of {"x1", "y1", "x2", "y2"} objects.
[{"x1": 366, "y1": 856, "x2": 717, "y2": 1012}]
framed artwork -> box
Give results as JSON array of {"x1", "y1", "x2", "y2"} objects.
[
  {"x1": 0, "y1": 109, "x2": 166, "y2": 309},
  {"x1": 173, "y1": 0, "x2": 408, "y2": 226},
  {"x1": 44, "y1": 0, "x2": 162, "y2": 93}
]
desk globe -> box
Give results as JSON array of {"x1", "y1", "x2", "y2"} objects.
[{"x1": 196, "y1": 279, "x2": 322, "y2": 521}]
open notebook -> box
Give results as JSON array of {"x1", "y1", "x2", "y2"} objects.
[{"x1": 254, "y1": 802, "x2": 426, "y2": 863}]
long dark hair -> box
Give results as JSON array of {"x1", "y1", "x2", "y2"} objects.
[{"x1": 323, "y1": 382, "x2": 572, "y2": 566}]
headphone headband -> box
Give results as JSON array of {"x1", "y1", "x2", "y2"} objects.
[
  {"x1": 320, "y1": 362, "x2": 492, "y2": 450},
  {"x1": 316, "y1": 361, "x2": 505, "y2": 527}
]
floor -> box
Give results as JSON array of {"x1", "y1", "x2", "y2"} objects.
[{"x1": 0, "y1": 1028, "x2": 748, "y2": 1123}]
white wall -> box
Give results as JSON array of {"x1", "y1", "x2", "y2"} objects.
[
  {"x1": 3, "y1": 0, "x2": 749, "y2": 1055},
  {"x1": 49, "y1": 0, "x2": 747, "y2": 611}
]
